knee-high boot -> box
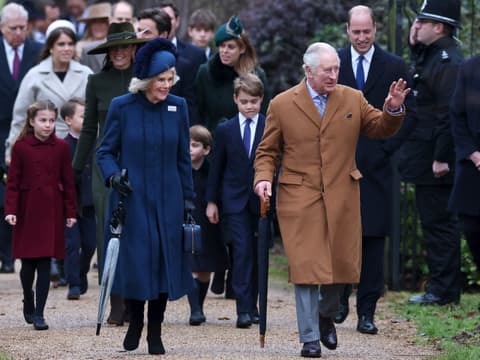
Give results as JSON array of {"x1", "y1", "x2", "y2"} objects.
[
  {"x1": 187, "y1": 279, "x2": 207, "y2": 325},
  {"x1": 147, "y1": 294, "x2": 168, "y2": 355},
  {"x1": 123, "y1": 299, "x2": 144, "y2": 351}
]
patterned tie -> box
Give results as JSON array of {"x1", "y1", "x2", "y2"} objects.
[
  {"x1": 356, "y1": 55, "x2": 365, "y2": 90},
  {"x1": 314, "y1": 95, "x2": 327, "y2": 117},
  {"x1": 243, "y1": 118, "x2": 252, "y2": 157},
  {"x1": 12, "y1": 48, "x2": 20, "y2": 81}
]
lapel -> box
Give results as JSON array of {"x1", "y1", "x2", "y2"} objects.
[
  {"x1": 293, "y1": 79, "x2": 322, "y2": 129},
  {"x1": 320, "y1": 86, "x2": 342, "y2": 134},
  {"x1": 0, "y1": 40, "x2": 16, "y2": 86},
  {"x1": 339, "y1": 48, "x2": 357, "y2": 88},
  {"x1": 252, "y1": 114, "x2": 265, "y2": 158},
  {"x1": 38, "y1": 58, "x2": 85, "y2": 102},
  {"x1": 362, "y1": 44, "x2": 387, "y2": 94}
]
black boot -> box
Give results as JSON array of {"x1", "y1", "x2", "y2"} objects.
[
  {"x1": 147, "y1": 294, "x2": 167, "y2": 355},
  {"x1": 23, "y1": 289, "x2": 35, "y2": 324},
  {"x1": 188, "y1": 279, "x2": 208, "y2": 325},
  {"x1": 123, "y1": 299, "x2": 144, "y2": 351},
  {"x1": 210, "y1": 271, "x2": 225, "y2": 294}
]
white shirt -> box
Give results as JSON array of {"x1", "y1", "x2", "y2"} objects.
[
  {"x1": 3, "y1": 38, "x2": 24, "y2": 74},
  {"x1": 238, "y1": 113, "x2": 259, "y2": 158},
  {"x1": 350, "y1": 45, "x2": 375, "y2": 83}
]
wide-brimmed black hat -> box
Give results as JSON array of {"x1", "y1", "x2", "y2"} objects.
[
  {"x1": 417, "y1": 0, "x2": 461, "y2": 28},
  {"x1": 88, "y1": 22, "x2": 148, "y2": 55}
]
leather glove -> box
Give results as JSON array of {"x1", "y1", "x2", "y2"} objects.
[
  {"x1": 184, "y1": 199, "x2": 195, "y2": 220},
  {"x1": 110, "y1": 172, "x2": 132, "y2": 197}
]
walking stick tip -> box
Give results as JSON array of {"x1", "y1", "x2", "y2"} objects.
[
  {"x1": 260, "y1": 334, "x2": 265, "y2": 348},
  {"x1": 96, "y1": 323, "x2": 101, "y2": 336}
]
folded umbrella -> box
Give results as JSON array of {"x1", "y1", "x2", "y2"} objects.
[
  {"x1": 96, "y1": 169, "x2": 128, "y2": 336},
  {"x1": 258, "y1": 194, "x2": 271, "y2": 347}
]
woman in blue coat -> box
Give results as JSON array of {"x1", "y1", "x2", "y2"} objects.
[{"x1": 97, "y1": 38, "x2": 195, "y2": 355}]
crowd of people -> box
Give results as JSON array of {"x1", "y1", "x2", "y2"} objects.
[{"x1": 0, "y1": 0, "x2": 478, "y2": 358}]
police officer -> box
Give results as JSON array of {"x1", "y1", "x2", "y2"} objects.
[{"x1": 399, "y1": 0, "x2": 463, "y2": 305}]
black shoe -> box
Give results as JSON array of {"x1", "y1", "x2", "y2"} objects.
[
  {"x1": 23, "y1": 290, "x2": 35, "y2": 324},
  {"x1": 319, "y1": 315, "x2": 337, "y2": 350},
  {"x1": 300, "y1": 340, "x2": 321, "y2": 358},
  {"x1": 236, "y1": 313, "x2": 252, "y2": 328},
  {"x1": 251, "y1": 308, "x2": 260, "y2": 324},
  {"x1": 123, "y1": 320, "x2": 144, "y2": 351},
  {"x1": 210, "y1": 272, "x2": 225, "y2": 295},
  {"x1": 0, "y1": 264, "x2": 14, "y2": 273},
  {"x1": 333, "y1": 303, "x2": 349, "y2": 324},
  {"x1": 408, "y1": 293, "x2": 458, "y2": 306},
  {"x1": 33, "y1": 316, "x2": 49, "y2": 330},
  {"x1": 147, "y1": 324, "x2": 165, "y2": 355},
  {"x1": 189, "y1": 310, "x2": 206, "y2": 326},
  {"x1": 80, "y1": 274, "x2": 88, "y2": 295},
  {"x1": 357, "y1": 315, "x2": 378, "y2": 334}
]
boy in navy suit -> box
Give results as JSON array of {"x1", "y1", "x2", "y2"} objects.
[
  {"x1": 206, "y1": 73, "x2": 265, "y2": 328},
  {"x1": 61, "y1": 98, "x2": 96, "y2": 300}
]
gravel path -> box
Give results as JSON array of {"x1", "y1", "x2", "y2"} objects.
[{"x1": 0, "y1": 264, "x2": 438, "y2": 359}]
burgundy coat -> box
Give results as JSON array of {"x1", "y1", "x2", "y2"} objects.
[{"x1": 4, "y1": 134, "x2": 76, "y2": 259}]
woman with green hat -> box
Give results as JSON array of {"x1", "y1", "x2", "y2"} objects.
[
  {"x1": 72, "y1": 21, "x2": 147, "y2": 326},
  {"x1": 195, "y1": 15, "x2": 271, "y2": 132}
]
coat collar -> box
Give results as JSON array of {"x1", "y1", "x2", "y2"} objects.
[
  {"x1": 24, "y1": 133, "x2": 57, "y2": 146},
  {"x1": 292, "y1": 79, "x2": 343, "y2": 133}
]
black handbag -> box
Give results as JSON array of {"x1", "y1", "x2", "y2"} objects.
[{"x1": 183, "y1": 213, "x2": 202, "y2": 254}]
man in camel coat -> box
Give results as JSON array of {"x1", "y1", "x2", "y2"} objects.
[{"x1": 254, "y1": 42, "x2": 409, "y2": 358}]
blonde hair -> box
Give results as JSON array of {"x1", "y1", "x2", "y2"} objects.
[
  {"x1": 128, "y1": 67, "x2": 179, "y2": 93},
  {"x1": 234, "y1": 32, "x2": 257, "y2": 74}
]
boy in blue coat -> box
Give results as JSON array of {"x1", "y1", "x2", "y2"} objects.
[
  {"x1": 61, "y1": 98, "x2": 96, "y2": 300},
  {"x1": 206, "y1": 73, "x2": 265, "y2": 328}
]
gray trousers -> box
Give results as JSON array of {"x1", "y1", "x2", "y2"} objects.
[{"x1": 294, "y1": 284, "x2": 344, "y2": 343}]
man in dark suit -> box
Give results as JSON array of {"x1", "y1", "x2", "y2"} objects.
[
  {"x1": 157, "y1": 2, "x2": 206, "y2": 126},
  {"x1": 0, "y1": 2, "x2": 43, "y2": 273},
  {"x1": 335, "y1": 5, "x2": 416, "y2": 334},
  {"x1": 449, "y1": 55, "x2": 480, "y2": 274},
  {"x1": 205, "y1": 73, "x2": 266, "y2": 328}
]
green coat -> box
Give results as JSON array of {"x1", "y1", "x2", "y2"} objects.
[
  {"x1": 72, "y1": 65, "x2": 134, "y2": 272},
  {"x1": 195, "y1": 53, "x2": 271, "y2": 131}
]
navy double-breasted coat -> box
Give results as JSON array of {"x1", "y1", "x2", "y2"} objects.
[{"x1": 97, "y1": 92, "x2": 195, "y2": 301}]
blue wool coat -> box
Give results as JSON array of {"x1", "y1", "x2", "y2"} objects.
[{"x1": 97, "y1": 92, "x2": 195, "y2": 301}]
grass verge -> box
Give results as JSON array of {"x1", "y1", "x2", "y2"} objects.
[{"x1": 388, "y1": 291, "x2": 480, "y2": 359}]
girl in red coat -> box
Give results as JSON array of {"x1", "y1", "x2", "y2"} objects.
[{"x1": 4, "y1": 100, "x2": 77, "y2": 330}]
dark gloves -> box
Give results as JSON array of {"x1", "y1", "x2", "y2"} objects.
[
  {"x1": 109, "y1": 172, "x2": 132, "y2": 197},
  {"x1": 184, "y1": 199, "x2": 195, "y2": 220}
]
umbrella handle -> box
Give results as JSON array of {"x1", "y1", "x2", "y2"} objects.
[{"x1": 260, "y1": 194, "x2": 270, "y2": 218}]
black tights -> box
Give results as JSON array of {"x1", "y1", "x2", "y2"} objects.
[{"x1": 20, "y1": 257, "x2": 51, "y2": 317}]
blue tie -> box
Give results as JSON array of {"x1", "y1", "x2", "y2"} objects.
[
  {"x1": 243, "y1": 118, "x2": 252, "y2": 157},
  {"x1": 356, "y1": 55, "x2": 365, "y2": 90},
  {"x1": 314, "y1": 95, "x2": 327, "y2": 117}
]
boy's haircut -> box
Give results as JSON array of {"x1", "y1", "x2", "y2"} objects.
[
  {"x1": 190, "y1": 125, "x2": 212, "y2": 148},
  {"x1": 188, "y1": 9, "x2": 216, "y2": 30},
  {"x1": 60, "y1": 97, "x2": 85, "y2": 120},
  {"x1": 233, "y1": 72, "x2": 264, "y2": 97}
]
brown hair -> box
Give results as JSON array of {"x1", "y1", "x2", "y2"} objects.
[
  {"x1": 190, "y1": 125, "x2": 212, "y2": 149},
  {"x1": 17, "y1": 100, "x2": 58, "y2": 140},
  {"x1": 40, "y1": 27, "x2": 77, "y2": 61},
  {"x1": 61, "y1": 97, "x2": 85, "y2": 120},
  {"x1": 233, "y1": 72, "x2": 264, "y2": 97},
  {"x1": 233, "y1": 32, "x2": 257, "y2": 74},
  {"x1": 188, "y1": 9, "x2": 216, "y2": 31}
]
